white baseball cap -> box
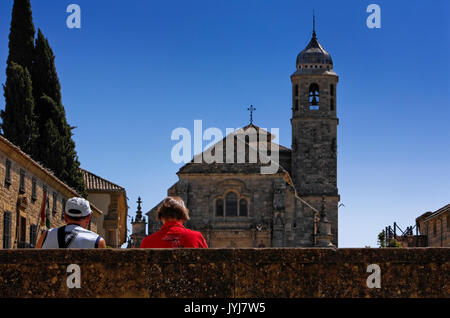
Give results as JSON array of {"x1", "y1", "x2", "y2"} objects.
[{"x1": 65, "y1": 197, "x2": 92, "y2": 217}]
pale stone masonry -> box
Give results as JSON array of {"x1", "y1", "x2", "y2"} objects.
[
  {"x1": 145, "y1": 28, "x2": 340, "y2": 248},
  {"x1": 82, "y1": 169, "x2": 128, "y2": 248},
  {"x1": 0, "y1": 135, "x2": 102, "y2": 249},
  {"x1": 416, "y1": 204, "x2": 450, "y2": 247}
]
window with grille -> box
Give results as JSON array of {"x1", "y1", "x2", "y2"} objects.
[
  {"x1": 5, "y1": 159, "x2": 11, "y2": 186},
  {"x1": 225, "y1": 192, "x2": 238, "y2": 216},
  {"x1": 239, "y1": 199, "x2": 248, "y2": 217},
  {"x1": 30, "y1": 224, "x2": 37, "y2": 247},
  {"x1": 52, "y1": 192, "x2": 57, "y2": 214},
  {"x1": 19, "y1": 169, "x2": 25, "y2": 193},
  {"x1": 215, "y1": 198, "x2": 224, "y2": 217},
  {"x1": 3, "y1": 211, "x2": 12, "y2": 249},
  {"x1": 32, "y1": 177, "x2": 37, "y2": 201}
]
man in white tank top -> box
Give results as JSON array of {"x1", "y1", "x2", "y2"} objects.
[{"x1": 36, "y1": 197, "x2": 106, "y2": 249}]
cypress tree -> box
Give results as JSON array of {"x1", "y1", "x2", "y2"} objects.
[
  {"x1": 33, "y1": 96, "x2": 66, "y2": 173},
  {"x1": 63, "y1": 130, "x2": 87, "y2": 197},
  {"x1": 1, "y1": 0, "x2": 37, "y2": 151},
  {"x1": 34, "y1": 96, "x2": 87, "y2": 197},
  {"x1": 1, "y1": 62, "x2": 37, "y2": 154},
  {"x1": 7, "y1": 0, "x2": 35, "y2": 72},
  {"x1": 32, "y1": 30, "x2": 86, "y2": 196},
  {"x1": 1, "y1": 1, "x2": 86, "y2": 196},
  {"x1": 32, "y1": 30, "x2": 62, "y2": 106}
]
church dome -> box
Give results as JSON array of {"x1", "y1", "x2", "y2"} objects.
[{"x1": 296, "y1": 31, "x2": 333, "y2": 70}]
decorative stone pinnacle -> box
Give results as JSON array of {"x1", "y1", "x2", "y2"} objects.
[{"x1": 136, "y1": 197, "x2": 143, "y2": 221}]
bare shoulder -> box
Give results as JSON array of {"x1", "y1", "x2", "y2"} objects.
[{"x1": 97, "y1": 237, "x2": 107, "y2": 248}]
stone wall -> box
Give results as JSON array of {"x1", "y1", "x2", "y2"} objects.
[
  {"x1": 0, "y1": 248, "x2": 448, "y2": 298},
  {"x1": 0, "y1": 136, "x2": 103, "y2": 249},
  {"x1": 417, "y1": 208, "x2": 449, "y2": 247},
  {"x1": 0, "y1": 148, "x2": 68, "y2": 248},
  {"x1": 85, "y1": 192, "x2": 110, "y2": 240}
]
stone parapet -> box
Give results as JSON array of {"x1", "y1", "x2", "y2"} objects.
[{"x1": 0, "y1": 248, "x2": 448, "y2": 298}]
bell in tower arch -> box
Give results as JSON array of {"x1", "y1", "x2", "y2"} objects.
[{"x1": 308, "y1": 83, "x2": 320, "y2": 110}]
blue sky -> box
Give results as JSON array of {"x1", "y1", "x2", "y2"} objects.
[{"x1": 0, "y1": 0, "x2": 449, "y2": 247}]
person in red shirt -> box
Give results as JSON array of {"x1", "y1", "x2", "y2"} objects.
[{"x1": 140, "y1": 196, "x2": 207, "y2": 248}]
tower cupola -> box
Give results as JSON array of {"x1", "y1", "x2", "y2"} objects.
[{"x1": 295, "y1": 15, "x2": 333, "y2": 72}]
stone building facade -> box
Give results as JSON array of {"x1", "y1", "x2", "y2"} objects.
[
  {"x1": 82, "y1": 169, "x2": 128, "y2": 248},
  {"x1": 0, "y1": 135, "x2": 102, "y2": 249},
  {"x1": 416, "y1": 204, "x2": 449, "y2": 247},
  {"x1": 146, "y1": 27, "x2": 339, "y2": 247}
]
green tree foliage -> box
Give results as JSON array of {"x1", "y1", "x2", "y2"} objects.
[
  {"x1": 2, "y1": 1, "x2": 86, "y2": 196},
  {"x1": 1, "y1": 62, "x2": 37, "y2": 154},
  {"x1": 31, "y1": 29, "x2": 86, "y2": 196},
  {"x1": 377, "y1": 230, "x2": 386, "y2": 248},
  {"x1": 377, "y1": 229, "x2": 402, "y2": 248},
  {"x1": 62, "y1": 132, "x2": 87, "y2": 197},
  {"x1": 7, "y1": 0, "x2": 35, "y2": 72},
  {"x1": 387, "y1": 238, "x2": 402, "y2": 248},
  {"x1": 33, "y1": 96, "x2": 86, "y2": 197},
  {"x1": 33, "y1": 96, "x2": 65, "y2": 171},
  {"x1": 32, "y1": 30, "x2": 62, "y2": 105}
]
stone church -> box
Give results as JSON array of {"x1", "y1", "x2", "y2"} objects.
[{"x1": 145, "y1": 26, "x2": 340, "y2": 248}]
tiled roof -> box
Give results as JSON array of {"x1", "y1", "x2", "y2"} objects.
[{"x1": 81, "y1": 169, "x2": 125, "y2": 191}]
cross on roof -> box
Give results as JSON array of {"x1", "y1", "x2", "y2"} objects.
[{"x1": 247, "y1": 105, "x2": 256, "y2": 124}]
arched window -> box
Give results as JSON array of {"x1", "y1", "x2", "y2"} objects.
[
  {"x1": 330, "y1": 84, "x2": 335, "y2": 96},
  {"x1": 309, "y1": 83, "x2": 320, "y2": 110},
  {"x1": 216, "y1": 198, "x2": 224, "y2": 217},
  {"x1": 330, "y1": 98, "x2": 334, "y2": 111},
  {"x1": 239, "y1": 199, "x2": 248, "y2": 216},
  {"x1": 225, "y1": 192, "x2": 238, "y2": 216},
  {"x1": 294, "y1": 84, "x2": 299, "y2": 97}
]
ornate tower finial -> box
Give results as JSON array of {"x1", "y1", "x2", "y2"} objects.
[
  {"x1": 312, "y1": 10, "x2": 316, "y2": 38},
  {"x1": 129, "y1": 196, "x2": 147, "y2": 248},
  {"x1": 136, "y1": 196, "x2": 143, "y2": 221},
  {"x1": 247, "y1": 105, "x2": 256, "y2": 124}
]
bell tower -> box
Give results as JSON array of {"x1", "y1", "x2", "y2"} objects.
[{"x1": 291, "y1": 18, "x2": 339, "y2": 246}]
